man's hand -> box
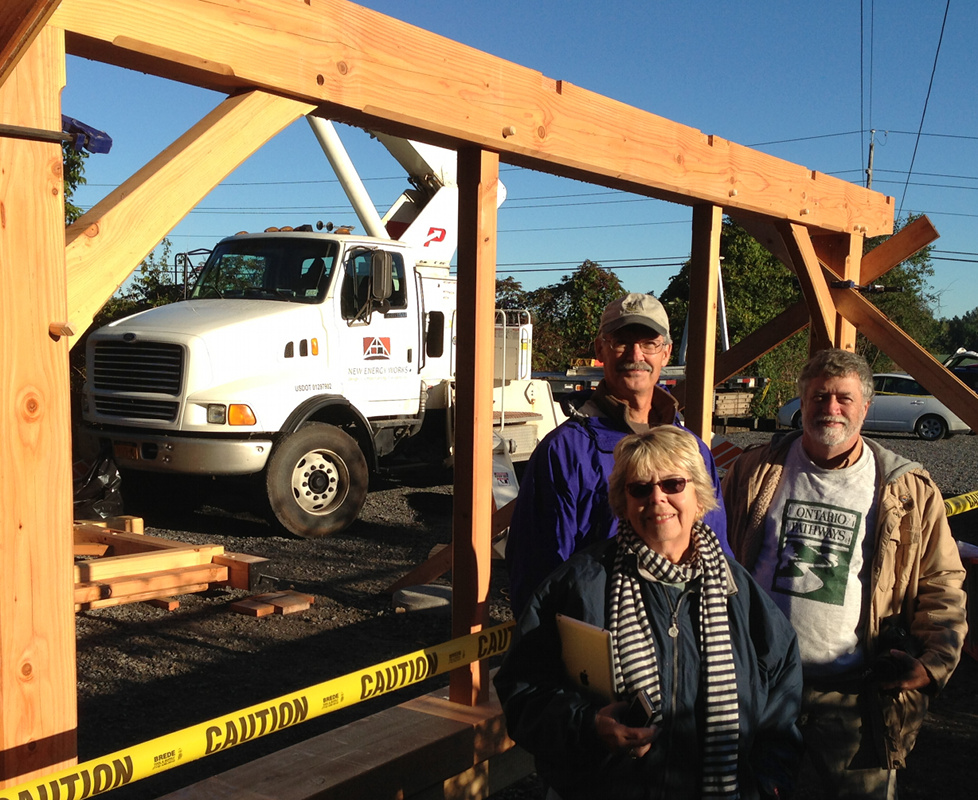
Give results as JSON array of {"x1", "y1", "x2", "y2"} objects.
[
  {"x1": 876, "y1": 649, "x2": 932, "y2": 691},
  {"x1": 594, "y1": 701, "x2": 660, "y2": 758}
]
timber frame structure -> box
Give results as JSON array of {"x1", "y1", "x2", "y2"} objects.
[{"x1": 3, "y1": 0, "x2": 978, "y2": 789}]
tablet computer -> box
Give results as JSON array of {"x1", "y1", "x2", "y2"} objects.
[{"x1": 555, "y1": 613, "x2": 616, "y2": 702}]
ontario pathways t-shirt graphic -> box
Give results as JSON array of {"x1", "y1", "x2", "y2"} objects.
[
  {"x1": 753, "y1": 439, "x2": 876, "y2": 671},
  {"x1": 772, "y1": 500, "x2": 863, "y2": 606}
]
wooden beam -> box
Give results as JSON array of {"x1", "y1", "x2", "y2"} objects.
[
  {"x1": 73, "y1": 543, "x2": 225, "y2": 583},
  {"x1": 451, "y1": 148, "x2": 498, "y2": 706},
  {"x1": 812, "y1": 232, "x2": 863, "y2": 351},
  {"x1": 50, "y1": 0, "x2": 894, "y2": 236},
  {"x1": 683, "y1": 205, "x2": 722, "y2": 439},
  {"x1": 0, "y1": 25, "x2": 77, "y2": 785},
  {"x1": 75, "y1": 583, "x2": 211, "y2": 612},
  {"x1": 672, "y1": 300, "x2": 809, "y2": 408},
  {"x1": 779, "y1": 221, "x2": 835, "y2": 351},
  {"x1": 833, "y1": 288, "x2": 978, "y2": 433},
  {"x1": 387, "y1": 500, "x2": 514, "y2": 594},
  {"x1": 64, "y1": 90, "x2": 314, "y2": 341},
  {"x1": 861, "y1": 214, "x2": 940, "y2": 284},
  {"x1": 0, "y1": 0, "x2": 61, "y2": 87},
  {"x1": 74, "y1": 523, "x2": 191, "y2": 550},
  {"x1": 74, "y1": 564, "x2": 227, "y2": 607}
]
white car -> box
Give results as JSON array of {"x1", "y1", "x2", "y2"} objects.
[{"x1": 776, "y1": 373, "x2": 971, "y2": 441}]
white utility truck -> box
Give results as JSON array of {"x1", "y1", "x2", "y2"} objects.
[{"x1": 81, "y1": 121, "x2": 561, "y2": 537}]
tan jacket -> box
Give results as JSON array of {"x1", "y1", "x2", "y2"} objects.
[{"x1": 722, "y1": 431, "x2": 967, "y2": 768}]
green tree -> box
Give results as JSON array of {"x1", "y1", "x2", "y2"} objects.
[
  {"x1": 934, "y1": 308, "x2": 978, "y2": 356},
  {"x1": 658, "y1": 215, "x2": 944, "y2": 415},
  {"x1": 62, "y1": 142, "x2": 89, "y2": 225},
  {"x1": 660, "y1": 219, "x2": 805, "y2": 415},
  {"x1": 495, "y1": 275, "x2": 530, "y2": 309},
  {"x1": 497, "y1": 261, "x2": 624, "y2": 371},
  {"x1": 100, "y1": 240, "x2": 183, "y2": 322}
]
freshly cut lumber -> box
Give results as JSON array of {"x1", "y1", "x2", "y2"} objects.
[{"x1": 230, "y1": 591, "x2": 315, "y2": 617}]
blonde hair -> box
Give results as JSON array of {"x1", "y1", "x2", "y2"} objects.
[{"x1": 608, "y1": 427, "x2": 718, "y2": 519}]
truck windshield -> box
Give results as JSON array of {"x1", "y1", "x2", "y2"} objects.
[{"x1": 190, "y1": 238, "x2": 338, "y2": 303}]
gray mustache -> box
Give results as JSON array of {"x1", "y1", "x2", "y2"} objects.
[{"x1": 617, "y1": 362, "x2": 653, "y2": 373}]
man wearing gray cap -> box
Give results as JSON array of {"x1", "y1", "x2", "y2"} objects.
[{"x1": 505, "y1": 293, "x2": 730, "y2": 615}]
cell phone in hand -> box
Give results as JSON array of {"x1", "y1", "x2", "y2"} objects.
[{"x1": 623, "y1": 689, "x2": 656, "y2": 728}]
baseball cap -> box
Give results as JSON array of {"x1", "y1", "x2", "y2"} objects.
[{"x1": 599, "y1": 293, "x2": 670, "y2": 339}]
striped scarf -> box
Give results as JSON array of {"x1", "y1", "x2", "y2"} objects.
[{"x1": 609, "y1": 519, "x2": 740, "y2": 798}]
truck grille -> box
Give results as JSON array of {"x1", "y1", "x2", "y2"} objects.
[
  {"x1": 94, "y1": 396, "x2": 180, "y2": 421},
  {"x1": 92, "y1": 341, "x2": 184, "y2": 422}
]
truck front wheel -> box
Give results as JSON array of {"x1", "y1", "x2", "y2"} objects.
[{"x1": 266, "y1": 423, "x2": 368, "y2": 537}]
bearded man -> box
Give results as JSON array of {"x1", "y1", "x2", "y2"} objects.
[{"x1": 722, "y1": 348, "x2": 966, "y2": 799}]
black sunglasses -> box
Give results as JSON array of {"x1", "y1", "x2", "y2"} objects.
[{"x1": 625, "y1": 477, "x2": 688, "y2": 498}]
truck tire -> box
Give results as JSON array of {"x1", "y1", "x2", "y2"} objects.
[{"x1": 266, "y1": 422, "x2": 369, "y2": 537}]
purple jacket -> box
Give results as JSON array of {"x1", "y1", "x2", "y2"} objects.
[{"x1": 504, "y1": 391, "x2": 730, "y2": 615}]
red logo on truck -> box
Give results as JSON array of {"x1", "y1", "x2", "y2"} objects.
[
  {"x1": 363, "y1": 337, "x2": 391, "y2": 360},
  {"x1": 424, "y1": 227, "x2": 447, "y2": 247}
]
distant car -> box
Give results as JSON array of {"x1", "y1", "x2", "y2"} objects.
[{"x1": 776, "y1": 373, "x2": 971, "y2": 441}]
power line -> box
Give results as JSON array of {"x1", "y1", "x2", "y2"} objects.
[
  {"x1": 78, "y1": 162, "x2": 978, "y2": 220},
  {"x1": 746, "y1": 128, "x2": 978, "y2": 148},
  {"x1": 898, "y1": 0, "x2": 951, "y2": 219}
]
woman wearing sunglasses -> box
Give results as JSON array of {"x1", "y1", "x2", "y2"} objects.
[{"x1": 495, "y1": 426, "x2": 803, "y2": 799}]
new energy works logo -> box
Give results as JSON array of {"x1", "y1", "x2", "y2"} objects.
[{"x1": 363, "y1": 337, "x2": 391, "y2": 360}]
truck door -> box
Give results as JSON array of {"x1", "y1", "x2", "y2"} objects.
[{"x1": 336, "y1": 248, "x2": 420, "y2": 415}]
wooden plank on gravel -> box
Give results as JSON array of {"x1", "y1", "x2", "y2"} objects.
[
  {"x1": 145, "y1": 598, "x2": 181, "y2": 611},
  {"x1": 266, "y1": 592, "x2": 314, "y2": 614},
  {"x1": 230, "y1": 591, "x2": 314, "y2": 617},
  {"x1": 229, "y1": 598, "x2": 276, "y2": 617}
]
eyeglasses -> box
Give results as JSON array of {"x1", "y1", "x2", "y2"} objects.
[
  {"x1": 603, "y1": 336, "x2": 667, "y2": 355},
  {"x1": 625, "y1": 477, "x2": 688, "y2": 498}
]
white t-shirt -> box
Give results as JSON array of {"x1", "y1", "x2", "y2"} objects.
[{"x1": 751, "y1": 438, "x2": 878, "y2": 677}]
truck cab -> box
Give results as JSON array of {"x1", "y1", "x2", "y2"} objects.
[{"x1": 82, "y1": 122, "x2": 561, "y2": 537}]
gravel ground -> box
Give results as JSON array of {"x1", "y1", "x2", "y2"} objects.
[{"x1": 73, "y1": 429, "x2": 978, "y2": 799}]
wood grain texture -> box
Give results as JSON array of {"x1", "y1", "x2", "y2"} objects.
[
  {"x1": 780, "y1": 221, "x2": 836, "y2": 350},
  {"x1": 684, "y1": 205, "x2": 723, "y2": 440},
  {"x1": 0, "y1": 25, "x2": 77, "y2": 784},
  {"x1": 50, "y1": 0, "x2": 894, "y2": 235},
  {"x1": 451, "y1": 148, "x2": 499, "y2": 706}
]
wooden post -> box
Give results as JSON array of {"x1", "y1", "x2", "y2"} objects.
[
  {"x1": 0, "y1": 25, "x2": 78, "y2": 784},
  {"x1": 812, "y1": 232, "x2": 863, "y2": 351},
  {"x1": 450, "y1": 147, "x2": 498, "y2": 706},
  {"x1": 683, "y1": 205, "x2": 723, "y2": 441}
]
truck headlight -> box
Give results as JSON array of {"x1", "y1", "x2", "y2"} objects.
[{"x1": 207, "y1": 404, "x2": 227, "y2": 424}]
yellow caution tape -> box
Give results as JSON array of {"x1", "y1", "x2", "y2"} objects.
[
  {"x1": 945, "y1": 490, "x2": 978, "y2": 518},
  {"x1": 1, "y1": 621, "x2": 515, "y2": 800}
]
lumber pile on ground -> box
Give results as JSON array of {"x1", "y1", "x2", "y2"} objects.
[{"x1": 73, "y1": 517, "x2": 268, "y2": 612}]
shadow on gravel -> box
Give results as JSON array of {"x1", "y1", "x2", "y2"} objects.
[
  {"x1": 75, "y1": 604, "x2": 474, "y2": 800},
  {"x1": 72, "y1": 464, "x2": 515, "y2": 800}
]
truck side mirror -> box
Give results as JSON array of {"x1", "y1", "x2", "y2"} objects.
[{"x1": 370, "y1": 251, "x2": 393, "y2": 301}]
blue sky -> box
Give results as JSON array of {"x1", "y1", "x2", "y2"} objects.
[{"x1": 62, "y1": 0, "x2": 978, "y2": 320}]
